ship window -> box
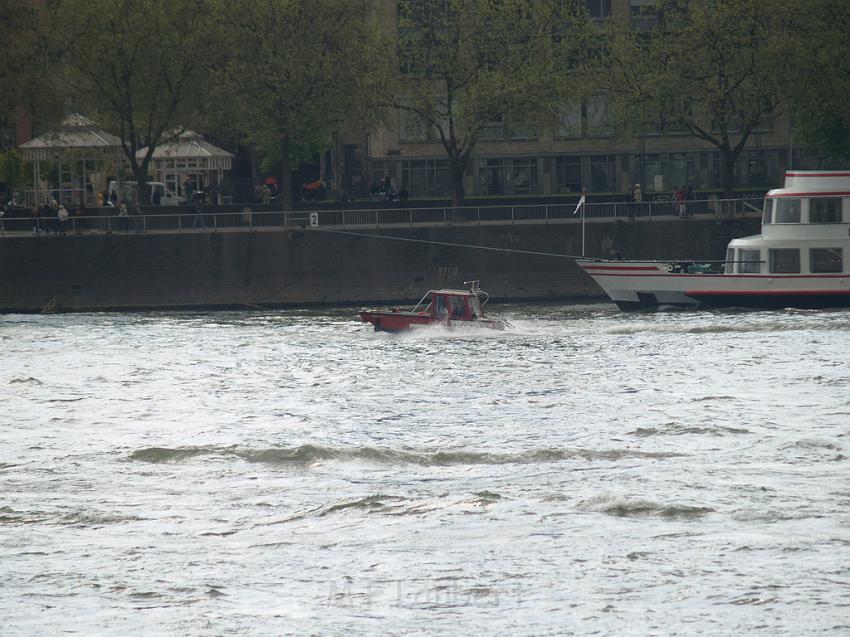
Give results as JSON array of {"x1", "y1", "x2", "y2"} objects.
[
  {"x1": 809, "y1": 198, "x2": 842, "y2": 223},
  {"x1": 739, "y1": 249, "x2": 761, "y2": 274},
  {"x1": 762, "y1": 199, "x2": 773, "y2": 224},
  {"x1": 774, "y1": 198, "x2": 801, "y2": 223},
  {"x1": 810, "y1": 248, "x2": 843, "y2": 273},
  {"x1": 769, "y1": 248, "x2": 801, "y2": 273},
  {"x1": 725, "y1": 248, "x2": 735, "y2": 273}
]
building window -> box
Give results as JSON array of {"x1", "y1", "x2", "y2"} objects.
[
  {"x1": 743, "y1": 150, "x2": 774, "y2": 187},
  {"x1": 399, "y1": 109, "x2": 432, "y2": 143},
  {"x1": 508, "y1": 123, "x2": 537, "y2": 140},
  {"x1": 477, "y1": 158, "x2": 539, "y2": 195},
  {"x1": 401, "y1": 159, "x2": 449, "y2": 197},
  {"x1": 555, "y1": 156, "x2": 583, "y2": 193},
  {"x1": 586, "y1": 94, "x2": 614, "y2": 137},
  {"x1": 589, "y1": 155, "x2": 616, "y2": 192},
  {"x1": 479, "y1": 118, "x2": 506, "y2": 141},
  {"x1": 739, "y1": 249, "x2": 761, "y2": 274},
  {"x1": 641, "y1": 153, "x2": 666, "y2": 191},
  {"x1": 555, "y1": 100, "x2": 582, "y2": 139},
  {"x1": 667, "y1": 153, "x2": 696, "y2": 189},
  {"x1": 810, "y1": 248, "x2": 843, "y2": 273},
  {"x1": 511, "y1": 158, "x2": 539, "y2": 194},
  {"x1": 809, "y1": 197, "x2": 842, "y2": 223},
  {"x1": 769, "y1": 248, "x2": 801, "y2": 274},
  {"x1": 774, "y1": 198, "x2": 801, "y2": 224},
  {"x1": 584, "y1": 0, "x2": 611, "y2": 19},
  {"x1": 479, "y1": 159, "x2": 506, "y2": 194},
  {"x1": 630, "y1": 0, "x2": 658, "y2": 31}
]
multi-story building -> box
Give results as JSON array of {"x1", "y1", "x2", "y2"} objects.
[{"x1": 334, "y1": 0, "x2": 841, "y2": 201}]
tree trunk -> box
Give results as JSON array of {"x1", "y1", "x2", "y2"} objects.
[
  {"x1": 720, "y1": 146, "x2": 738, "y2": 199},
  {"x1": 132, "y1": 163, "x2": 152, "y2": 205},
  {"x1": 280, "y1": 136, "x2": 292, "y2": 211}
]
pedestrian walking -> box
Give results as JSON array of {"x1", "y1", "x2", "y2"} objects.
[{"x1": 192, "y1": 202, "x2": 206, "y2": 229}]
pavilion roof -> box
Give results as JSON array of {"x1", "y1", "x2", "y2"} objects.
[
  {"x1": 137, "y1": 130, "x2": 233, "y2": 169},
  {"x1": 20, "y1": 114, "x2": 123, "y2": 161}
]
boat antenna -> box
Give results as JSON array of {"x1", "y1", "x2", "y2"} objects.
[{"x1": 464, "y1": 280, "x2": 480, "y2": 292}]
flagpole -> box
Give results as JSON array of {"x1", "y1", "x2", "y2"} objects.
[{"x1": 581, "y1": 187, "x2": 586, "y2": 257}]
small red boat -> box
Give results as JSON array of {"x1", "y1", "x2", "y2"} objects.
[{"x1": 358, "y1": 281, "x2": 507, "y2": 332}]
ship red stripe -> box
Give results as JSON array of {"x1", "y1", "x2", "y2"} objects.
[
  {"x1": 581, "y1": 265, "x2": 661, "y2": 272},
  {"x1": 687, "y1": 289, "x2": 850, "y2": 297},
  {"x1": 585, "y1": 272, "x2": 848, "y2": 279}
]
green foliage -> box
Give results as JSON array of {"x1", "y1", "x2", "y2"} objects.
[
  {"x1": 0, "y1": 149, "x2": 27, "y2": 189},
  {"x1": 781, "y1": 0, "x2": 850, "y2": 160},
  {"x1": 593, "y1": 0, "x2": 789, "y2": 193},
  {"x1": 208, "y1": 0, "x2": 382, "y2": 207},
  {"x1": 49, "y1": 0, "x2": 216, "y2": 200},
  {"x1": 0, "y1": 0, "x2": 57, "y2": 126},
  {"x1": 389, "y1": 0, "x2": 573, "y2": 205}
]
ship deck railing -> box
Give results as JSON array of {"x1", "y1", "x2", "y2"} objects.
[{"x1": 0, "y1": 197, "x2": 763, "y2": 238}]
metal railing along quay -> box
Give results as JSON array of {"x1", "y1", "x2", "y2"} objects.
[{"x1": 0, "y1": 197, "x2": 763, "y2": 238}]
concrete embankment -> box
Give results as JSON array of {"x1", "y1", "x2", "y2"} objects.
[{"x1": 0, "y1": 217, "x2": 759, "y2": 313}]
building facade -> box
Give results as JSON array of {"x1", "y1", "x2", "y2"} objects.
[{"x1": 334, "y1": 0, "x2": 842, "y2": 201}]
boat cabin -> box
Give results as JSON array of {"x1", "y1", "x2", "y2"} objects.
[
  {"x1": 724, "y1": 171, "x2": 850, "y2": 276},
  {"x1": 416, "y1": 289, "x2": 485, "y2": 320}
]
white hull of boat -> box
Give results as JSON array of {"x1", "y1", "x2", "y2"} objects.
[{"x1": 578, "y1": 261, "x2": 850, "y2": 310}]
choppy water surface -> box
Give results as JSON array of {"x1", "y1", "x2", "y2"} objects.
[{"x1": 2, "y1": 304, "x2": 850, "y2": 635}]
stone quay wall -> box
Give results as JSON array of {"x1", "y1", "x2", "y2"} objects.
[{"x1": 0, "y1": 217, "x2": 760, "y2": 313}]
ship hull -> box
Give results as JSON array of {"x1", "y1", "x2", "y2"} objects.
[{"x1": 578, "y1": 262, "x2": 850, "y2": 311}]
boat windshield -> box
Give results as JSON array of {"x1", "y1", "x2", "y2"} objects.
[
  {"x1": 469, "y1": 295, "x2": 482, "y2": 318},
  {"x1": 434, "y1": 295, "x2": 447, "y2": 316},
  {"x1": 449, "y1": 296, "x2": 465, "y2": 318}
]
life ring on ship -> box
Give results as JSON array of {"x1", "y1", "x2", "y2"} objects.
[{"x1": 664, "y1": 263, "x2": 674, "y2": 273}]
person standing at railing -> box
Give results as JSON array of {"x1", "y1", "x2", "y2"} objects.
[
  {"x1": 57, "y1": 204, "x2": 69, "y2": 235},
  {"x1": 118, "y1": 201, "x2": 129, "y2": 232},
  {"x1": 75, "y1": 202, "x2": 87, "y2": 234},
  {"x1": 31, "y1": 204, "x2": 43, "y2": 235},
  {"x1": 630, "y1": 183, "x2": 641, "y2": 221},
  {"x1": 132, "y1": 203, "x2": 144, "y2": 233}
]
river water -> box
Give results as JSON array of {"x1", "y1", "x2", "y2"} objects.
[{"x1": 2, "y1": 304, "x2": 849, "y2": 635}]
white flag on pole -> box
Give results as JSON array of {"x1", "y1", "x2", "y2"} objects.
[{"x1": 572, "y1": 194, "x2": 585, "y2": 215}]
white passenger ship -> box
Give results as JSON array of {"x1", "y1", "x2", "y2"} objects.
[{"x1": 577, "y1": 171, "x2": 850, "y2": 310}]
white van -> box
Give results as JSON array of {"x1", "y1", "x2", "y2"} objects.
[{"x1": 107, "y1": 180, "x2": 183, "y2": 206}]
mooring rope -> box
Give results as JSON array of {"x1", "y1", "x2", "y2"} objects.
[{"x1": 307, "y1": 227, "x2": 592, "y2": 261}]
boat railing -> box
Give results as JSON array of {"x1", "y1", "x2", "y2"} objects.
[
  {"x1": 410, "y1": 290, "x2": 434, "y2": 313},
  {"x1": 0, "y1": 197, "x2": 763, "y2": 238}
]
